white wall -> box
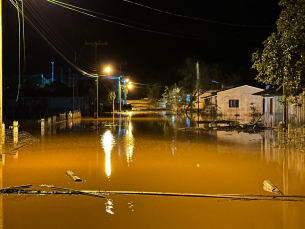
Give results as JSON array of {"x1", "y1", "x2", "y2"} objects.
[{"x1": 217, "y1": 85, "x2": 264, "y2": 117}]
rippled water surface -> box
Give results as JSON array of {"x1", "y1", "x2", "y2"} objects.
[{"x1": 1, "y1": 113, "x2": 305, "y2": 228}]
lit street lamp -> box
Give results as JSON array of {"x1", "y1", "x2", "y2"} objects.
[{"x1": 100, "y1": 66, "x2": 131, "y2": 112}]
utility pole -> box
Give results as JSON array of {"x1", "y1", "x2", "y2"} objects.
[
  {"x1": 118, "y1": 76, "x2": 121, "y2": 112},
  {"x1": 73, "y1": 76, "x2": 74, "y2": 114},
  {"x1": 283, "y1": 83, "x2": 288, "y2": 130},
  {"x1": 51, "y1": 62, "x2": 54, "y2": 82},
  {"x1": 85, "y1": 41, "x2": 107, "y2": 119},
  {"x1": 196, "y1": 61, "x2": 200, "y2": 125},
  {"x1": 0, "y1": 0, "x2": 3, "y2": 141}
]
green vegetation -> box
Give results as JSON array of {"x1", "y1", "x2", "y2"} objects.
[{"x1": 252, "y1": 0, "x2": 305, "y2": 102}]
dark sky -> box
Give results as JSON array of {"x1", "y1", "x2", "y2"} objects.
[{"x1": 3, "y1": 0, "x2": 282, "y2": 84}]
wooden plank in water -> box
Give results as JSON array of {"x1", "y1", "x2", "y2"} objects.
[
  {"x1": 66, "y1": 170, "x2": 83, "y2": 182},
  {"x1": 51, "y1": 186, "x2": 105, "y2": 198},
  {"x1": 197, "y1": 120, "x2": 235, "y2": 124},
  {"x1": 0, "y1": 184, "x2": 32, "y2": 192}
]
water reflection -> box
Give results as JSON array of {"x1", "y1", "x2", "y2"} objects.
[
  {"x1": 125, "y1": 121, "x2": 134, "y2": 165},
  {"x1": 128, "y1": 201, "x2": 134, "y2": 212},
  {"x1": 101, "y1": 130, "x2": 116, "y2": 178},
  {"x1": 105, "y1": 198, "x2": 114, "y2": 215},
  {"x1": 1, "y1": 115, "x2": 305, "y2": 228}
]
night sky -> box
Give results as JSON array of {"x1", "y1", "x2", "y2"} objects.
[{"x1": 3, "y1": 0, "x2": 282, "y2": 85}]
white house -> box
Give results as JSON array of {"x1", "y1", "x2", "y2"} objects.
[{"x1": 217, "y1": 85, "x2": 264, "y2": 117}]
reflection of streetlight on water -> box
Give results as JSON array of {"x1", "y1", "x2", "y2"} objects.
[{"x1": 101, "y1": 130, "x2": 115, "y2": 179}]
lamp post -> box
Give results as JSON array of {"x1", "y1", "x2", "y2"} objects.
[
  {"x1": 101, "y1": 67, "x2": 131, "y2": 112},
  {"x1": 120, "y1": 79, "x2": 132, "y2": 112},
  {"x1": 96, "y1": 76, "x2": 98, "y2": 119}
]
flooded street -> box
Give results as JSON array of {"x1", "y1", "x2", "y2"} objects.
[{"x1": 1, "y1": 113, "x2": 305, "y2": 228}]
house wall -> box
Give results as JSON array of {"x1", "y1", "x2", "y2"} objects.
[
  {"x1": 262, "y1": 95, "x2": 283, "y2": 128},
  {"x1": 217, "y1": 85, "x2": 264, "y2": 117}
]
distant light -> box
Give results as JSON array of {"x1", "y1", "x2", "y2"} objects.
[
  {"x1": 128, "y1": 84, "x2": 133, "y2": 89},
  {"x1": 105, "y1": 67, "x2": 111, "y2": 73},
  {"x1": 125, "y1": 79, "x2": 129, "y2": 82}
]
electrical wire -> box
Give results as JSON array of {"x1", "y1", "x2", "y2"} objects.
[
  {"x1": 21, "y1": 0, "x2": 26, "y2": 73},
  {"x1": 8, "y1": 0, "x2": 114, "y2": 94},
  {"x1": 8, "y1": 0, "x2": 97, "y2": 77},
  {"x1": 46, "y1": 0, "x2": 218, "y2": 40},
  {"x1": 26, "y1": 0, "x2": 97, "y2": 71},
  {"x1": 123, "y1": 0, "x2": 272, "y2": 28},
  {"x1": 45, "y1": 0, "x2": 211, "y2": 40},
  {"x1": 14, "y1": 0, "x2": 21, "y2": 101}
]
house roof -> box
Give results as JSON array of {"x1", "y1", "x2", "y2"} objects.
[
  {"x1": 201, "y1": 91, "x2": 218, "y2": 99},
  {"x1": 252, "y1": 85, "x2": 283, "y2": 96},
  {"x1": 217, "y1": 85, "x2": 264, "y2": 93},
  {"x1": 201, "y1": 85, "x2": 264, "y2": 98}
]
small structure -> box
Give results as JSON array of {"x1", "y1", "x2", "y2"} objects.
[
  {"x1": 66, "y1": 170, "x2": 82, "y2": 182},
  {"x1": 253, "y1": 86, "x2": 283, "y2": 128},
  {"x1": 213, "y1": 85, "x2": 264, "y2": 118},
  {"x1": 254, "y1": 86, "x2": 305, "y2": 128}
]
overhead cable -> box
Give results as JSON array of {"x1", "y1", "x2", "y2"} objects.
[
  {"x1": 123, "y1": 0, "x2": 271, "y2": 28},
  {"x1": 8, "y1": 0, "x2": 97, "y2": 77},
  {"x1": 46, "y1": 0, "x2": 209, "y2": 40}
]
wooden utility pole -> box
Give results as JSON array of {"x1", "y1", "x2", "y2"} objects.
[
  {"x1": 283, "y1": 83, "x2": 288, "y2": 130},
  {"x1": 0, "y1": 0, "x2": 3, "y2": 141},
  {"x1": 85, "y1": 41, "x2": 107, "y2": 119},
  {"x1": 196, "y1": 61, "x2": 200, "y2": 126}
]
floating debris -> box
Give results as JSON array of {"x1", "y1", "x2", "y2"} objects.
[
  {"x1": 263, "y1": 180, "x2": 284, "y2": 195},
  {"x1": 3, "y1": 131, "x2": 39, "y2": 155},
  {"x1": 66, "y1": 170, "x2": 83, "y2": 182},
  {"x1": 39, "y1": 184, "x2": 54, "y2": 188},
  {"x1": 51, "y1": 186, "x2": 105, "y2": 198},
  {"x1": 0, "y1": 184, "x2": 33, "y2": 193},
  {"x1": 1, "y1": 184, "x2": 304, "y2": 201}
]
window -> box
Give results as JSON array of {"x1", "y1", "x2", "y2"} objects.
[
  {"x1": 262, "y1": 99, "x2": 265, "y2": 113},
  {"x1": 229, "y1": 100, "x2": 239, "y2": 108},
  {"x1": 270, "y1": 98, "x2": 273, "y2": 114}
]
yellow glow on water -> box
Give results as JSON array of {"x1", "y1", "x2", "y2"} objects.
[
  {"x1": 105, "y1": 198, "x2": 114, "y2": 215},
  {"x1": 101, "y1": 130, "x2": 115, "y2": 178},
  {"x1": 125, "y1": 122, "x2": 134, "y2": 165}
]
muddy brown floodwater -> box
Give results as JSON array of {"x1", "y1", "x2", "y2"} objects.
[{"x1": 0, "y1": 113, "x2": 305, "y2": 228}]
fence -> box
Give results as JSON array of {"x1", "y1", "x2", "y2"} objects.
[{"x1": 3, "y1": 121, "x2": 39, "y2": 155}]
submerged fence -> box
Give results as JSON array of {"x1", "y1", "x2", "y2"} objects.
[
  {"x1": 275, "y1": 123, "x2": 305, "y2": 150},
  {"x1": 3, "y1": 121, "x2": 39, "y2": 155}
]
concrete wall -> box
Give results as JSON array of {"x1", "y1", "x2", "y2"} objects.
[{"x1": 217, "y1": 85, "x2": 264, "y2": 117}]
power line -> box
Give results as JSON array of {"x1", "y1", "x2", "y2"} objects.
[
  {"x1": 26, "y1": 0, "x2": 97, "y2": 71},
  {"x1": 123, "y1": 0, "x2": 272, "y2": 28},
  {"x1": 8, "y1": 0, "x2": 98, "y2": 77},
  {"x1": 45, "y1": 0, "x2": 217, "y2": 40}
]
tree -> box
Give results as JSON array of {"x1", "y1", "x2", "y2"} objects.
[
  {"x1": 252, "y1": 0, "x2": 305, "y2": 102},
  {"x1": 147, "y1": 83, "x2": 162, "y2": 107},
  {"x1": 177, "y1": 58, "x2": 224, "y2": 93},
  {"x1": 108, "y1": 92, "x2": 116, "y2": 112}
]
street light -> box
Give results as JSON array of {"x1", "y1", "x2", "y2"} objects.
[
  {"x1": 100, "y1": 67, "x2": 132, "y2": 112},
  {"x1": 105, "y1": 67, "x2": 111, "y2": 73},
  {"x1": 127, "y1": 82, "x2": 132, "y2": 89}
]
